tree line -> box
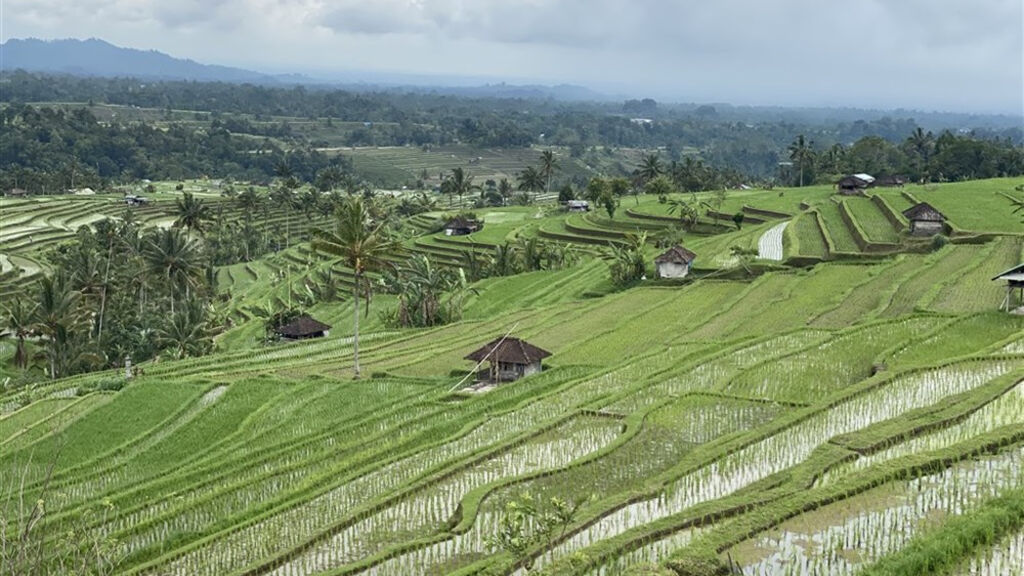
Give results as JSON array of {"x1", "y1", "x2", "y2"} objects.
[{"x1": 4, "y1": 71, "x2": 1021, "y2": 186}]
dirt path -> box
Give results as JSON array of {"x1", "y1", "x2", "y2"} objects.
[{"x1": 758, "y1": 221, "x2": 789, "y2": 261}]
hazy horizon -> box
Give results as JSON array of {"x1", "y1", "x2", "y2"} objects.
[{"x1": 4, "y1": 0, "x2": 1023, "y2": 115}]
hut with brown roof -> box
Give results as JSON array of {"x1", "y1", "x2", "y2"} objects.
[
  {"x1": 874, "y1": 175, "x2": 907, "y2": 188},
  {"x1": 902, "y1": 202, "x2": 946, "y2": 236},
  {"x1": 654, "y1": 245, "x2": 697, "y2": 279},
  {"x1": 444, "y1": 217, "x2": 482, "y2": 236},
  {"x1": 274, "y1": 315, "x2": 332, "y2": 340},
  {"x1": 5, "y1": 188, "x2": 27, "y2": 197},
  {"x1": 465, "y1": 336, "x2": 551, "y2": 382},
  {"x1": 837, "y1": 175, "x2": 872, "y2": 196}
]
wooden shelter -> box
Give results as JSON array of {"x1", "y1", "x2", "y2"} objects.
[
  {"x1": 465, "y1": 336, "x2": 551, "y2": 382},
  {"x1": 444, "y1": 217, "x2": 482, "y2": 236},
  {"x1": 902, "y1": 202, "x2": 946, "y2": 236},
  {"x1": 874, "y1": 174, "x2": 907, "y2": 188},
  {"x1": 274, "y1": 315, "x2": 331, "y2": 340},
  {"x1": 837, "y1": 175, "x2": 872, "y2": 196},
  {"x1": 5, "y1": 188, "x2": 27, "y2": 197},
  {"x1": 654, "y1": 245, "x2": 697, "y2": 279},
  {"x1": 993, "y1": 264, "x2": 1024, "y2": 313},
  {"x1": 566, "y1": 200, "x2": 590, "y2": 212}
]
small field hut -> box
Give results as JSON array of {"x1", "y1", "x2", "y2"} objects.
[
  {"x1": 566, "y1": 200, "x2": 590, "y2": 212},
  {"x1": 274, "y1": 316, "x2": 331, "y2": 340},
  {"x1": 465, "y1": 336, "x2": 551, "y2": 382},
  {"x1": 655, "y1": 245, "x2": 697, "y2": 279},
  {"x1": 837, "y1": 175, "x2": 872, "y2": 196},
  {"x1": 444, "y1": 217, "x2": 482, "y2": 236},
  {"x1": 874, "y1": 175, "x2": 907, "y2": 188},
  {"x1": 902, "y1": 202, "x2": 946, "y2": 236},
  {"x1": 993, "y1": 264, "x2": 1024, "y2": 313}
]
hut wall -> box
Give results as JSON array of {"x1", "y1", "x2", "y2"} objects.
[
  {"x1": 910, "y1": 220, "x2": 944, "y2": 236},
  {"x1": 657, "y1": 261, "x2": 691, "y2": 279}
]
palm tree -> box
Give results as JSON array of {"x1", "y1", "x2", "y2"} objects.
[
  {"x1": 788, "y1": 135, "x2": 814, "y2": 187},
  {"x1": 825, "y1": 144, "x2": 845, "y2": 175},
  {"x1": 516, "y1": 166, "x2": 544, "y2": 201},
  {"x1": 32, "y1": 273, "x2": 87, "y2": 379},
  {"x1": 173, "y1": 192, "x2": 210, "y2": 235},
  {"x1": 667, "y1": 197, "x2": 699, "y2": 229},
  {"x1": 312, "y1": 197, "x2": 398, "y2": 379},
  {"x1": 236, "y1": 187, "x2": 261, "y2": 261},
  {"x1": 671, "y1": 157, "x2": 707, "y2": 192},
  {"x1": 497, "y1": 178, "x2": 513, "y2": 205},
  {"x1": 143, "y1": 228, "x2": 202, "y2": 315},
  {"x1": 156, "y1": 300, "x2": 212, "y2": 360},
  {"x1": 638, "y1": 153, "x2": 663, "y2": 184},
  {"x1": 270, "y1": 185, "x2": 298, "y2": 249},
  {"x1": 906, "y1": 127, "x2": 935, "y2": 180},
  {"x1": 1009, "y1": 194, "x2": 1024, "y2": 223},
  {"x1": 1, "y1": 299, "x2": 37, "y2": 370},
  {"x1": 539, "y1": 150, "x2": 558, "y2": 194},
  {"x1": 445, "y1": 167, "x2": 479, "y2": 208}
]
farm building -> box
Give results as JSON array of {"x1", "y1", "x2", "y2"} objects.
[
  {"x1": 874, "y1": 175, "x2": 907, "y2": 188},
  {"x1": 993, "y1": 264, "x2": 1024, "y2": 313},
  {"x1": 566, "y1": 200, "x2": 590, "y2": 212},
  {"x1": 5, "y1": 188, "x2": 27, "y2": 197},
  {"x1": 444, "y1": 217, "x2": 482, "y2": 236},
  {"x1": 654, "y1": 245, "x2": 697, "y2": 279},
  {"x1": 837, "y1": 175, "x2": 873, "y2": 196},
  {"x1": 274, "y1": 316, "x2": 331, "y2": 340},
  {"x1": 465, "y1": 336, "x2": 551, "y2": 382},
  {"x1": 902, "y1": 202, "x2": 946, "y2": 236},
  {"x1": 124, "y1": 195, "x2": 149, "y2": 206}
]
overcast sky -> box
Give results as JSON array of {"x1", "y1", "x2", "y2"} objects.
[{"x1": 4, "y1": 0, "x2": 1023, "y2": 114}]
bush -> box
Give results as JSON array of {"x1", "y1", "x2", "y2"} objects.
[{"x1": 930, "y1": 234, "x2": 949, "y2": 251}]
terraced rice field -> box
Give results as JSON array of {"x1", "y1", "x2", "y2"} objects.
[
  {"x1": 2, "y1": 179, "x2": 1023, "y2": 576},
  {"x1": 843, "y1": 197, "x2": 900, "y2": 244}
]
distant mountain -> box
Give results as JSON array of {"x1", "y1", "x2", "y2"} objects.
[
  {"x1": 0, "y1": 38, "x2": 291, "y2": 84},
  {"x1": 1, "y1": 37, "x2": 611, "y2": 102}
]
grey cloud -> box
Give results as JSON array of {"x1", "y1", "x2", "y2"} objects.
[{"x1": 4, "y1": 0, "x2": 1021, "y2": 113}]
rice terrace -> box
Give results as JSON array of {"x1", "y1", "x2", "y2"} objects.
[{"x1": 2, "y1": 26, "x2": 1024, "y2": 576}]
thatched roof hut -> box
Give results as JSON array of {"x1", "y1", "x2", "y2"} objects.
[
  {"x1": 444, "y1": 217, "x2": 482, "y2": 236},
  {"x1": 902, "y1": 202, "x2": 946, "y2": 235},
  {"x1": 274, "y1": 316, "x2": 332, "y2": 340},
  {"x1": 465, "y1": 336, "x2": 551, "y2": 382},
  {"x1": 654, "y1": 245, "x2": 697, "y2": 279}
]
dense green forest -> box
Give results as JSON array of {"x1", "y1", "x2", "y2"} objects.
[{"x1": 1, "y1": 70, "x2": 1022, "y2": 193}]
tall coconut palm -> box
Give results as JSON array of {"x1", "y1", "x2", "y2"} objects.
[
  {"x1": 445, "y1": 167, "x2": 480, "y2": 208},
  {"x1": 156, "y1": 300, "x2": 212, "y2": 360},
  {"x1": 270, "y1": 185, "x2": 299, "y2": 249},
  {"x1": 1, "y1": 299, "x2": 37, "y2": 370},
  {"x1": 32, "y1": 273, "x2": 87, "y2": 379},
  {"x1": 787, "y1": 135, "x2": 814, "y2": 187},
  {"x1": 497, "y1": 178, "x2": 513, "y2": 205},
  {"x1": 143, "y1": 228, "x2": 202, "y2": 315},
  {"x1": 638, "y1": 153, "x2": 663, "y2": 184},
  {"x1": 236, "y1": 187, "x2": 261, "y2": 261},
  {"x1": 539, "y1": 150, "x2": 558, "y2": 194},
  {"x1": 173, "y1": 192, "x2": 210, "y2": 235},
  {"x1": 516, "y1": 166, "x2": 544, "y2": 201},
  {"x1": 312, "y1": 197, "x2": 398, "y2": 379},
  {"x1": 906, "y1": 127, "x2": 935, "y2": 180}
]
